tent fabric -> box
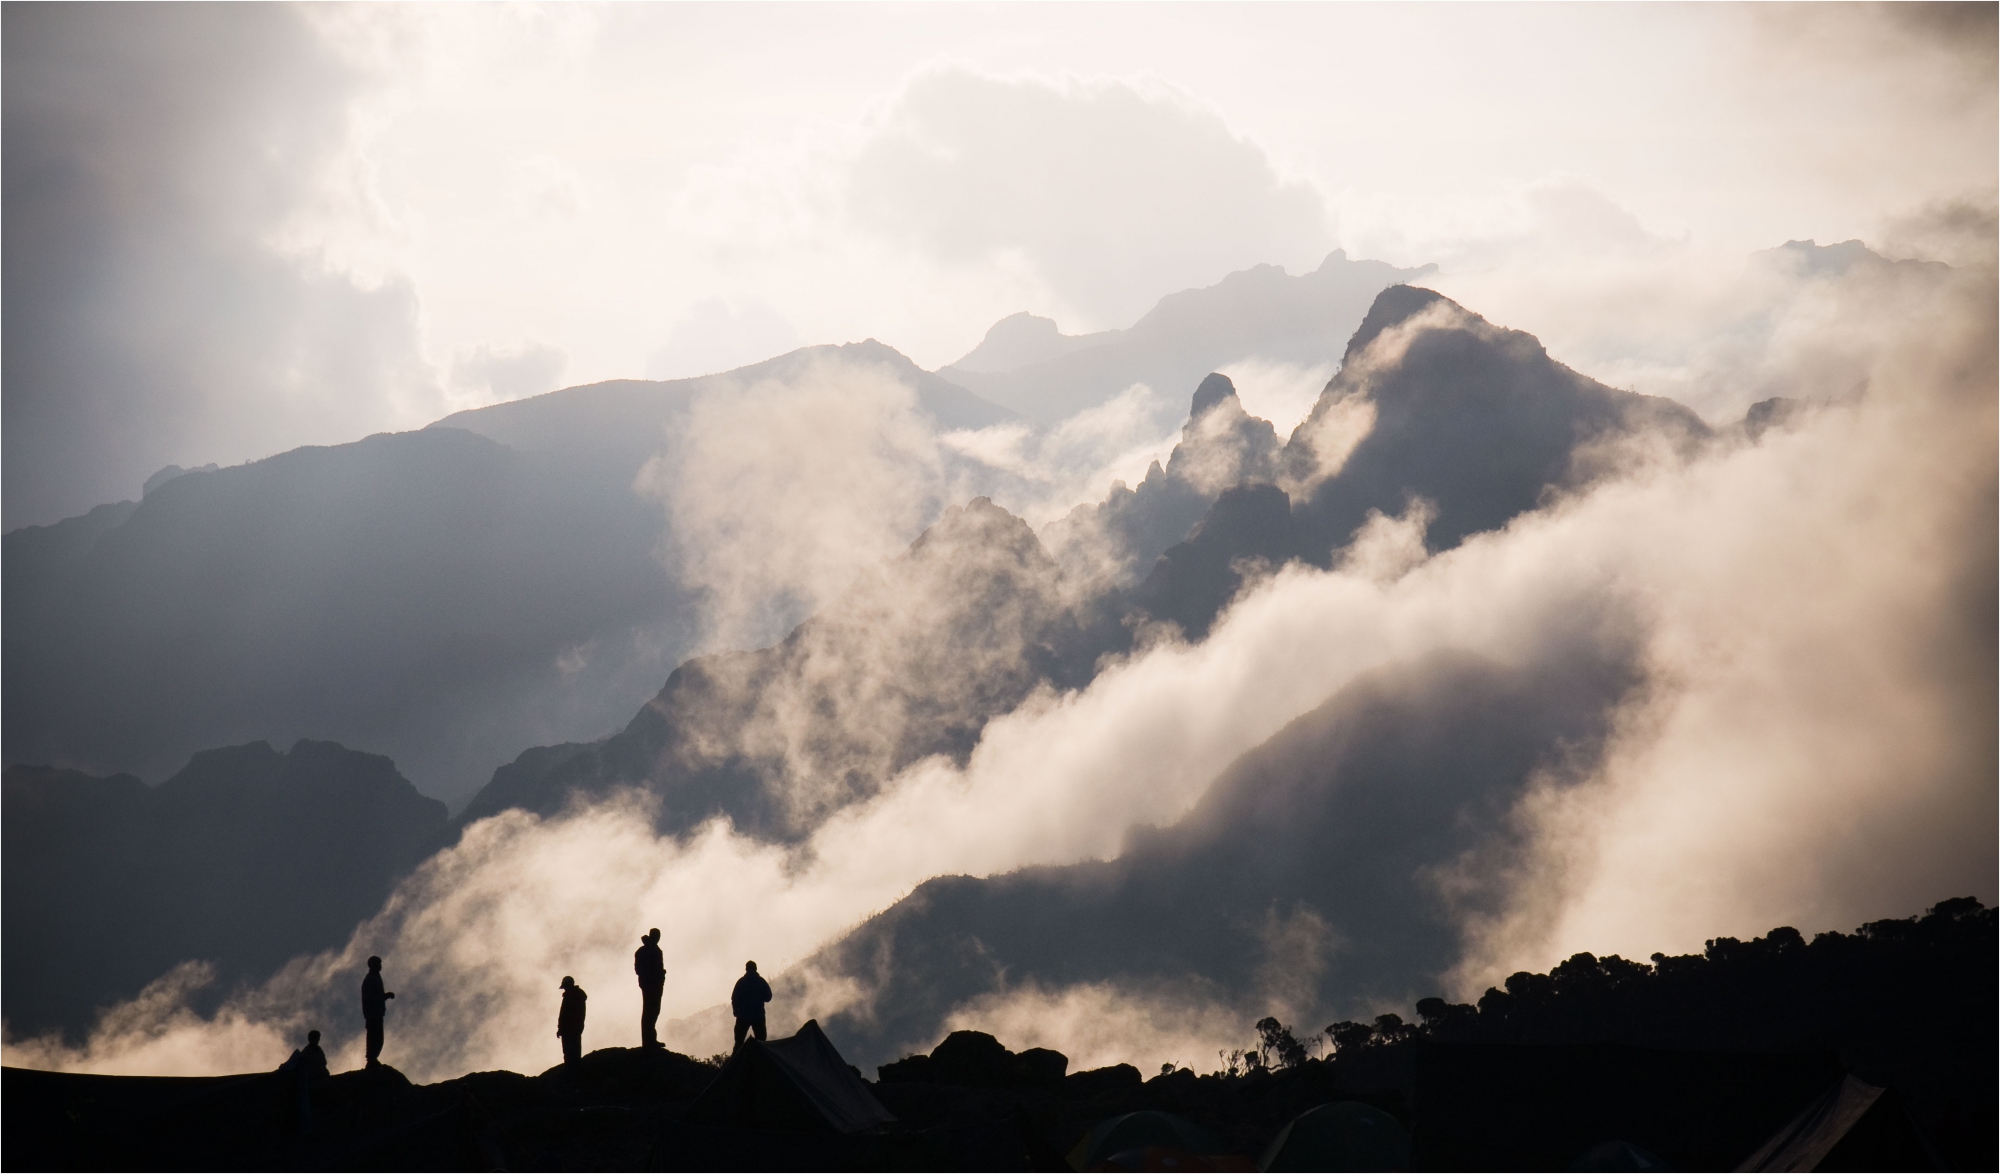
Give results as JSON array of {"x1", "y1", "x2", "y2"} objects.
[
  {"x1": 1258, "y1": 1101, "x2": 1411, "y2": 1172},
  {"x1": 1068, "y1": 1110, "x2": 1228, "y2": 1171},
  {"x1": 1735, "y1": 1074, "x2": 1882, "y2": 1172},
  {"x1": 684, "y1": 1019, "x2": 896, "y2": 1135},
  {"x1": 1734, "y1": 1075, "x2": 1939, "y2": 1172}
]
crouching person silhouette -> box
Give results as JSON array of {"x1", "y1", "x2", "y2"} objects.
[
  {"x1": 558, "y1": 975, "x2": 588, "y2": 1065},
  {"x1": 731, "y1": 961, "x2": 771, "y2": 1047},
  {"x1": 360, "y1": 957, "x2": 395, "y2": 1068},
  {"x1": 279, "y1": 1029, "x2": 330, "y2": 1133}
]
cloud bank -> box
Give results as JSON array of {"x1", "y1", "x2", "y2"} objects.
[{"x1": 2, "y1": 5, "x2": 443, "y2": 529}]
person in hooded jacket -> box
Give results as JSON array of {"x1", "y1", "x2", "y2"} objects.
[
  {"x1": 634, "y1": 928, "x2": 666, "y2": 1048},
  {"x1": 557, "y1": 975, "x2": 588, "y2": 1065},
  {"x1": 731, "y1": 960, "x2": 771, "y2": 1047}
]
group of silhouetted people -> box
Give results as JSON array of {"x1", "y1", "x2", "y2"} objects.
[
  {"x1": 291, "y1": 937, "x2": 776, "y2": 1079},
  {"x1": 560, "y1": 929, "x2": 772, "y2": 1064},
  {"x1": 560, "y1": 930, "x2": 771, "y2": 1064}
]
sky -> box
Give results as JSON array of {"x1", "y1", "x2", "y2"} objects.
[{"x1": 5, "y1": 1, "x2": 1995, "y2": 528}]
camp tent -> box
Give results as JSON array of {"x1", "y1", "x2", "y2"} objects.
[
  {"x1": 684, "y1": 1020, "x2": 896, "y2": 1134},
  {"x1": 1734, "y1": 1075, "x2": 1940, "y2": 1171},
  {"x1": 1259, "y1": 1101, "x2": 1411, "y2": 1172},
  {"x1": 1068, "y1": 1110, "x2": 1230, "y2": 1171}
]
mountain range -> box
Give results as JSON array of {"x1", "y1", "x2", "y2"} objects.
[
  {"x1": 5, "y1": 275, "x2": 1762, "y2": 1045},
  {"x1": 942, "y1": 250, "x2": 1435, "y2": 427},
  {"x1": 3, "y1": 741, "x2": 446, "y2": 1038},
  {"x1": 3, "y1": 254, "x2": 1425, "y2": 810}
]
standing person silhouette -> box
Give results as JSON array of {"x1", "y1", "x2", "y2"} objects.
[
  {"x1": 634, "y1": 929, "x2": 666, "y2": 1049},
  {"x1": 557, "y1": 976, "x2": 588, "y2": 1066},
  {"x1": 731, "y1": 960, "x2": 771, "y2": 1047},
  {"x1": 360, "y1": 957, "x2": 394, "y2": 1068}
]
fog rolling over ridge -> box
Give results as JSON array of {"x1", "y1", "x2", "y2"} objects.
[
  {"x1": 807, "y1": 642, "x2": 1643, "y2": 1065},
  {"x1": 455, "y1": 280, "x2": 1697, "y2": 844},
  {"x1": 8, "y1": 243, "x2": 1989, "y2": 1083}
]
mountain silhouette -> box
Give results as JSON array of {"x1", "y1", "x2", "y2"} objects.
[
  {"x1": 2, "y1": 343, "x2": 1010, "y2": 808},
  {"x1": 946, "y1": 311, "x2": 1118, "y2": 374},
  {"x1": 1286, "y1": 285, "x2": 1708, "y2": 558},
  {"x1": 800, "y1": 642, "x2": 1641, "y2": 1063},
  {"x1": 1042, "y1": 370, "x2": 1284, "y2": 586},
  {"x1": 3, "y1": 740, "x2": 447, "y2": 1039},
  {"x1": 455, "y1": 496, "x2": 1122, "y2": 840},
  {"x1": 3, "y1": 426, "x2": 696, "y2": 806},
  {"x1": 941, "y1": 250, "x2": 1435, "y2": 426},
  {"x1": 2, "y1": 260, "x2": 1447, "y2": 811},
  {"x1": 1127, "y1": 286, "x2": 1711, "y2": 640},
  {"x1": 449, "y1": 364, "x2": 1307, "y2": 836},
  {"x1": 434, "y1": 338, "x2": 1016, "y2": 477},
  {"x1": 7, "y1": 282, "x2": 1755, "y2": 1058},
  {"x1": 454, "y1": 285, "x2": 1715, "y2": 837}
]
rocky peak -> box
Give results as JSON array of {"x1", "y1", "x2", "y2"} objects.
[
  {"x1": 1340, "y1": 284, "x2": 1449, "y2": 366},
  {"x1": 1189, "y1": 372, "x2": 1241, "y2": 420}
]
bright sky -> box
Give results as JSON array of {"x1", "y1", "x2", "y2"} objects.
[
  {"x1": 302, "y1": 2, "x2": 1995, "y2": 388},
  {"x1": 6, "y1": 2, "x2": 1993, "y2": 525}
]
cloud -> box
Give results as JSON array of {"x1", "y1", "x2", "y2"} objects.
[
  {"x1": 1878, "y1": 191, "x2": 1999, "y2": 270},
  {"x1": 637, "y1": 349, "x2": 1191, "y2": 651},
  {"x1": 450, "y1": 341, "x2": 568, "y2": 403},
  {"x1": 848, "y1": 68, "x2": 1333, "y2": 332},
  {"x1": 1446, "y1": 265, "x2": 1999, "y2": 990},
  {"x1": 939, "y1": 381, "x2": 1185, "y2": 527},
  {"x1": 13, "y1": 3, "x2": 1989, "y2": 534},
  {"x1": 2, "y1": 5, "x2": 445, "y2": 528},
  {"x1": 1348, "y1": 180, "x2": 1996, "y2": 426},
  {"x1": 1, "y1": 962, "x2": 293, "y2": 1078},
  {"x1": 1216, "y1": 359, "x2": 1336, "y2": 438},
  {"x1": 942, "y1": 981, "x2": 1257, "y2": 1076},
  {"x1": 1754, "y1": 2, "x2": 1997, "y2": 100},
  {"x1": 638, "y1": 354, "x2": 951, "y2": 650},
  {"x1": 646, "y1": 299, "x2": 804, "y2": 382}
]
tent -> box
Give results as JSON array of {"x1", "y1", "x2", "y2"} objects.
[
  {"x1": 1259, "y1": 1101, "x2": 1411, "y2": 1172},
  {"x1": 1734, "y1": 1075, "x2": 1940, "y2": 1171},
  {"x1": 684, "y1": 1020, "x2": 896, "y2": 1134},
  {"x1": 1068, "y1": 1110, "x2": 1230, "y2": 1171}
]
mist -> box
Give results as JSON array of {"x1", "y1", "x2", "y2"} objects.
[{"x1": 1, "y1": 4, "x2": 443, "y2": 530}]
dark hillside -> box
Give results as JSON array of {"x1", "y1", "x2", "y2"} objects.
[
  {"x1": 3, "y1": 342, "x2": 1009, "y2": 812},
  {"x1": 808, "y1": 643, "x2": 1641, "y2": 1065},
  {"x1": 5, "y1": 899, "x2": 1986, "y2": 1170},
  {"x1": 2, "y1": 426, "x2": 692, "y2": 805},
  {"x1": 3, "y1": 742, "x2": 448, "y2": 1039},
  {"x1": 456, "y1": 497, "x2": 1124, "y2": 840}
]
